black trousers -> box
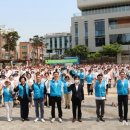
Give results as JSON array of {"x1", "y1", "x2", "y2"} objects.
[
  {"x1": 72, "y1": 98, "x2": 82, "y2": 119},
  {"x1": 20, "y1": 99, "x2": 29, "y2": 119},
  {"x1": 87, "y1": 84, "x2": 93, "y2": 95},
  {"x1": 45, "y1": 93, "x2": 51, "y2": 106},
  {"x1": 96, "y1": 100, "x2": 105, "y2": 118},
  {"x1": 118, "y1": 95, "x2": 128, "y2": 121},
  {"x1": 51, "y1": 96, "x2": 62, "y2": 118}
]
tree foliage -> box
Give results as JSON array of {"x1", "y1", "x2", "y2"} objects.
[
  {"x1": 3, "y1": 31, "x2": 20, "y2": 51},
  {"x1": 30, "y1": 35, "x2": 44, "y2": 48},
  {"x1": 100, "y1": 43, "x2": 121, "y2": 56},
  {"x1": 64, "y1": 45, "x2": 88, "y2": 60},
  {"x1": 87, "y1": 52, "x2": 101, "y2": 60}
]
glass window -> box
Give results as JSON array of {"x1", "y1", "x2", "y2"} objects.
[
  {"x1": 95, "y1": 37, "x2": 105, "y2": 47},
  {"x1": 22, "y1": 46, "x2": 27, "y2": 49},
  {"x1": 54, "y1": 37, "x2": 57, "y2": 44},
  {"x1": 55, "y1": 43, "x2": 57, "y2": 49},
  {"x1": 59, "y1": 37, "x2": 62, "y2": 48},
  {"x1": 75, "y1": 22, "x2": 78, "y2": 37},
  {"x1": 110, "y1": 33, "x2": 130, "y2": 45},
  {"x1": 95, "y1": 20, "x2": 105, "y2": 37},
  {"x1": 85, "y1": 37, "x2": 88, "y2": 46},
  {"x1": 84, "y1": 21, "x2": 88, "y2": 37},
  {"x1": 50, "y1": 38, "x2": 52, "y2": 49},
  {"x1": 82, "y1": 4, "x2": 130, "y2": 16},
  {"x1": 75, "y1": 37, "x2": 78, "y2": 45}
]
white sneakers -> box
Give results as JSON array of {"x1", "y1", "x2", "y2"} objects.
[
  {"x1": 34, "y1": 118, "x2": 39, "y2": 122},
  {"x1": 34, "y1": 118, "x2": 45, "y2": 123},
  {"x1": 51, "y1": 118, "x2": 55, "y2": 123},
  {"x1": 7, "y1": 118, "x2": 13, "y2": 122},
  {"x1": 41, "y1": 118, "x2": 45, "y2": 123},
  {"x1": 8, "y1": 119, "x2": 11, "y2": 122},
  {"x1": 51, "y1": 118, "x2": 62, "y2": 123},
  {"x1": 58, "y1": 118, "x2": 62, "y2": 123}
]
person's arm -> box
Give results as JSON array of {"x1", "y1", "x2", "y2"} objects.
[
  {"x1": 128, "y1": 81, "x2": 130, "y2": 100},
  {"x1": 67, "y1": 84, "x2": 73, "y2": 92},
  {"x1": 14, "y1": 85, "x2": 19, "y2": 92},
  {"x1": 81, "y1": 85, "x2": 84, "y2": 101},
  {"x1": 44, "y1": 85, "x2": 47, "y2": 102},
  {"x1": 61, "y1": 83, "x2": 64, "y2": 100}
]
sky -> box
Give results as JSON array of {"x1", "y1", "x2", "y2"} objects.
[{"x1": 0, "y1": 0, "x2": 80, "y2": 41}]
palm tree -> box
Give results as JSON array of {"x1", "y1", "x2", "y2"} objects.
[
  {"x1": 29, "y1": 35, "x2": 44, "y2": 65},
  {"x1": 3, "y1": 31, "x2": 20, "y2": 59}
]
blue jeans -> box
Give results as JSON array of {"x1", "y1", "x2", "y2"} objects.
[{"x1": 34, "y1": 99, "x2": 44, "y2": 118}]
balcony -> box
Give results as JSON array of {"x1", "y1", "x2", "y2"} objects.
[
  {"x1": 77, "y1": 0, "x2": 130, "y2": 10},
  {"x1": 109, "y1": 23, "x2": 130, "y2": 29}
]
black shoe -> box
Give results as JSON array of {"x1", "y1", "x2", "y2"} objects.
[
  {"x1": 78, "y1": 119, "x2": 82, "y2": 122},
  {"x1": 65, "y1": 106, "x2": 67, "y2": 109},
  {"x1": 96, "y1": 118, "x2": 100, "y2": 122},
  {"x1": 119, "y1": 118, "x2": 123, "y2": 122},
  {"x1": 100, "y1": 117, "x2": 105, "y2": 122},
  {"x1": 72, "y1": 118, "x2": 76, "y2": 123},
  {"x1": 21, "y1": 118, "x2": 24, "y2": 122},
  {"x1": 25, "y1": 118, "x2": 29, "y2": 121}
]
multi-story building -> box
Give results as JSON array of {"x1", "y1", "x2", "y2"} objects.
[
  {"x1": 44, "y1": 32, "x2": 72, "y2": 58},
  {"x1": 19, "y1": 42, "x2": 30, "y2": 60},
  {"x1": 71, "y1": 0, "x2": 130, "y2": 63},
  {"x1": 19, "y1": 41, "x2": 46, "y2": 63}
]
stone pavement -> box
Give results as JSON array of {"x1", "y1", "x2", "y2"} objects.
[{"x1": 0, "y1": 87, "x2": 130, "y2": 130}]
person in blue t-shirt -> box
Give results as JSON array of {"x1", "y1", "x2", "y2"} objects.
[
  {"x1": 63, "y1": 75, "x2": 72, "y2": 109},
  {"x1": 50, "y1": 71, "x2": 64, "y2": 123},
  {"x1": 1, "y1": 80, "x2": 14, "y2": 122},
  {"x1": 14, "y1": 76, "x2": 31, "y2": 121},
  {"x1": 31, "y1": 73, "x2": 46, "y2": 123},
  {"x1": 117, "y1": 71, "x2": 130, "y2": 123},
  {"x1": 94, "y1": 73, "x2": 106, "y2": 122}
]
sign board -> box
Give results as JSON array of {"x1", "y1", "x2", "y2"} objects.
[{"x1": 45, "y1": 59, "x2": 78, "y2": 64}]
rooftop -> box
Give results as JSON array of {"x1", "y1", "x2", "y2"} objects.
[{"x1": 77, "y1": 0, "x2": 130, "y2": 10}]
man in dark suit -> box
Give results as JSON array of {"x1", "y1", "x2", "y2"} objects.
[{"x1": 68, "y1": 76, "x2": 84, "y2": 122}]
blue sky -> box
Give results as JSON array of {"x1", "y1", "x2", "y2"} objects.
[{"x1": 0, "y1": 0, "x2": 80, "y2": 41}]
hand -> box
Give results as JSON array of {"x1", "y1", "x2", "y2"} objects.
[
  {"x1": 14, "y1": 85, "x2": 17, "y2": 88},
  {"x1": 61, "y1": 98, "x2": 64, "y2": 104},
  {"x1": 128, "y1": 95, "x2": 130, "y2": 100},
  {"x1": 44, "y1": 98, "x2": 46, "y2": 103}
]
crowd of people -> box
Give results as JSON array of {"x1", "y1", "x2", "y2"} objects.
[{"x1": 0, "y1": 63, "x2": 130, "y2": 124}]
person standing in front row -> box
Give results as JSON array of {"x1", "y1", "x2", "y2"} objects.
[
  {"x1": 0, "y1": 80, "x2": 14, "y2": 122},
  {"x1": 30, "y1": 73, "x2": 46, "y2": 123},
  {"x1": 117, "y1": 71, "x2": 130, "y2": 123},
  {"x1": 94, "y1": 74, "x2": 106, "y2": 122},
  {"x1": 14, "y1": 76, "x2": 31, "y2": 121},
  {"x1": 50, "y1": 71, "x2": 64, "y2": 123},
  {"x1": 68, "y1": 76, "x2": 84, "y2": 123}
]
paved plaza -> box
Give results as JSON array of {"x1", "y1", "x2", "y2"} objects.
[{"x1": 0, "y1": 87, "x2": 130, "y2": 130}]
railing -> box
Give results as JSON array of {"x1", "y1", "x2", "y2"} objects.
[
  {"x1": 73, "y1": 13, "x2": 81, "y2": 17},
  {"x1": 109, "y1": 23, "x2": 130, "y2": 29}
]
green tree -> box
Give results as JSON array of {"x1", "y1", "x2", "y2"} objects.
[
  {"x1": 100, "y1": 43, "x2": 122, "y2": 56},
  {"x1": 3, "y1": 31, "x2": 20, "y2": 59},
  {"x1": 29, "y1": 35, "x2": 44, "y2": 65},
  {"x1": 88, "y1": 52, "x2": 101, "y2": 60},
  {"x1": 64, "y1": 45, "x2": 88, "y2": 60}
]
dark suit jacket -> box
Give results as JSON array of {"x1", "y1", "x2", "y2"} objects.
[{"x1": 68, "y1": 83, "x2": 84, "y2": 102}]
